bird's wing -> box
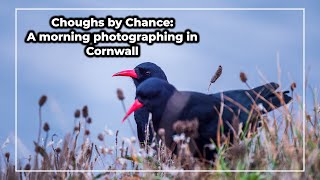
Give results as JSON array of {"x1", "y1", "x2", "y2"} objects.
[
  {"x1": 214, "y1": 82, "x2": 291, "y2": 113},
  {"x1": 252, "y1": 82, "x2": 279, "y2": 98}
]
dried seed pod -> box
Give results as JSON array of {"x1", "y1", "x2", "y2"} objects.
[
  {"x1": 173, "y1": 119, "x2": 199, "y2": 138},
  {"x1": 74, "y1": 109, "x2": 81, "y2": 118},
  {"x1": 240, "y1": 72, "x2": 247, "y2": 83},
  {"x1": 43, "y1": 122, "x2": 50, "y2": 132},
  {"x1": 86, "y1": 148, "x2": 92, "y2": 156},
  {"x1": 158, "y1": 128, "x2": 165, "y2": 136},
  {"x1": 306, "y1": 114, "x2": 311, "y2": 121},
  {"x1": 86, "y1": 117, "x2": 92, "y2": 124},
  {"x1": 210, "y1": 65, "x2": 223, "y2": 83},
  {"x1": 101, "y1": 148, "x2": 107, "y2": 155},
  {"x1": 208, "y1": 65, "x2": 222, "y2": 91},
  {"x1": 82, "y1": 106, "x2": 88, "y2": 118},
  {"x1": 4, "y1": 152, "x2": 10, "y2": 162},
  {"x1": 173, "y1": 121, "x2": 186, "y2": 134},
  {"x1": 186, "y1": 119, "x2": 199, "y2": 138},
  {"x1": 35, "y1": 145, "x2": 41, "y2": 154},
  {"x1": 98, "y1": 133, "x2": 104, "y2": 141},
  {"x1": 117, "y1": 88, "x2": 125, "y2": 101},
  {"x1": 290, "y1": 82, "x2": 297, "y2": 91},
  {"x1": 24, "y1": 163, "x2": 31, "y2": 171},
  {"x1": 85, "y1": 130, "x2": 90, "y2": 136},
  {"x1": 55, "y1": 147, "x2": 61, "y2": 154},
  {"x1": 74, "y1": 126, "x2": 80, "y2": 132},
  {"x1": 38, "y1": 95, "x2": 47, "y2": 107}
]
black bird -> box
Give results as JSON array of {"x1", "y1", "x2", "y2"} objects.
[
  {"x1": 122, "y1": 78, "x2": 249, "y2": 160},
  {"x1": 113, "y1": 62, "x2": 167, "y2": 145},
  {"x1": 113, "y1": 62, "x2": 292, "y2": 144}
]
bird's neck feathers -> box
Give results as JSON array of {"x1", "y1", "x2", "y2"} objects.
[
  {"x1": 133, "y1": 78, "x2": 140, "y2": 87},
  {"x1": 150, "y1": 86, "x2": 176, "y2": 130}
]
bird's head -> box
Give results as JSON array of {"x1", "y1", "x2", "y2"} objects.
[
  {"x1": 122, "y1": 78, "x2": 176, "y2": 123},
  {"x1": 112, "y1": 62, "x2": 168, "y2": 86}
]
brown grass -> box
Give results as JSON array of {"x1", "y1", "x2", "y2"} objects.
[{"x1": 0, "y1": 72, "x2": 319, "y2": 180}]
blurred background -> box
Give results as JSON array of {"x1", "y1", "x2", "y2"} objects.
[{"x1": 0, "y1": 1, "x2": 318, "y2": 166}]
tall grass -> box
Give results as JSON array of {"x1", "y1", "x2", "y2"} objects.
[{"x1": 0, "y1": 72, "x2": 319, "y2": 180}]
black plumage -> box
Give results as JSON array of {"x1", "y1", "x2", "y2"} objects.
[
  {"x1": 113, "y1": 62, "x2": 292, "y2": 146},
  {"x1": 123, "y1": 78, "x2": 244, "y2": 160}
]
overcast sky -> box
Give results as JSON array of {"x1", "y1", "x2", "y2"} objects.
[{"x1": 0, "y1": 1, "x2": 319, "y2": 165}]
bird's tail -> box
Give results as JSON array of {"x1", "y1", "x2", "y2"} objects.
[{"x1": 251, "y1": 82, "x2": 292, "y2": 112}]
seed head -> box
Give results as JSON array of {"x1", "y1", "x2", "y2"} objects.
[
  {"x1": 211, "y1": 65, "x2": 223, "y2": 83},
  {"x1": 86, "y1": 117, "x2": 92, "y2": 124},
  {"x1": 24, "y1": 163, "x2": 31, "y2": 171},
  {"x1": 240, "y1": 72, "x2": 247, "y2": 83},
  {"x1": 173, "y1": 121, "x2": 186, "y2": 134},
  {"x1": 35, "y1": 145, "x2": 41, "y2": 154},
  {"x1": 186, "y1": 119, "x2": 199, "y2": 138},
  {"x1": 85, "y1": 130, "x2": 90, "y2": 136},
  {"x1": 101, "y1": 148, "x2": 107, "y2": 155},
  {"x1": 98, "y1": 133, "x2": 104, "y2": 141},
  {"x1": 117, "y1": 88, "x2": 125, "y2": 101},
  {"x1": 158, "y1": 128, "x2": 165, "y2": 136},
  {"x1": 4, "y1": 152, "x2": 10, "y2": 162},
  {"x1": 173, "y1": 119, "x2": 199, "y2": 138},
  {"x1": 74, "y1": 126, "x2": 80, "y2": 132},
  {"x1": 38, "y1": 95, "x2": 47, "y2": 107},
  {"x1": 74, "y1": 110, "x2": 81, "y2": 118},
  {"x1": 290, "y1": 82, "x2": 297, "y2": 91},
  {"x1": 173, "y1": 133, "x2": 186, "y2": 143},
  {"x1": 86, "y1": 148, "x2": 92, "y2": 156},
  {"x1": 208, "y1": 65, "x2": 223, "y2": 91},
  {"x1": 306, "y1": 114, "x2": 311, "y2": 121},
  {"x1": 43, "y1": 122, "x2": 50, "y2": 132},
  {"x1": 82, "y1": 106, "x2": 89, "y2": 118},
  {"x1": 55, "y1": 147, "x2": 61, "y2": 154}
]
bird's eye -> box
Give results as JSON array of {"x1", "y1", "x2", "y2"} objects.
[{"x1": 145, "y1": 71, "x2": 151, "y2": 76}]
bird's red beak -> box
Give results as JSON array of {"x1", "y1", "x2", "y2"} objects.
[
  {"x1": 112, "y1": 69, "x2": 138, "y2": 79},
  {"x1": 122, "y1": 99, "x2": 144, "y2": 123}
]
